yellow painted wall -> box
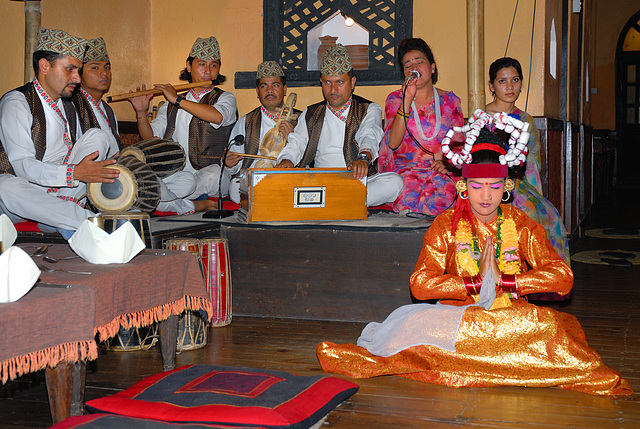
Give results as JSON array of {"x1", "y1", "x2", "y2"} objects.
[
  {"x1": 592, "y1": 1, "x2": 640, "y2": 130},
  {"x1": 0, "y1": 2, "x2": 27, "y2": 91},
  {"x1": 0, "y1": 0, "x2": 549, "y2": 122}
]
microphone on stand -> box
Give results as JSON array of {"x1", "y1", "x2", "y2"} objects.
[
  {"x1": 405, "y1": 70, "x2": 421, "y2": 84},
  {"x1": 203, "y1": 134, "x2": 245, "y2": 219}
]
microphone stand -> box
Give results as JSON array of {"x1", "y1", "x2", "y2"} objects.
[{"x1": 203, "y1": 135, "x2": 245, "y2": 219}]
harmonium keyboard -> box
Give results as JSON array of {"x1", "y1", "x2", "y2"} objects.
[{"x1": 238, "y1": 168, "x2": 368, "y2": 223}]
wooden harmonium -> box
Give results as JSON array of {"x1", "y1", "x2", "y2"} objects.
[{"x1": 238, "y1": 168, "x2": 368, "y2": 223}]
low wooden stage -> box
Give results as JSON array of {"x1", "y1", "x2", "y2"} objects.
[{"x1": 150, "y1": 212, "x2": 432, "y2": 322}]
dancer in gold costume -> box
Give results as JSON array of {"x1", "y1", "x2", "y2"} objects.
[{"x1": 317, "y1": 113, "x2": 631, "y2": 396}]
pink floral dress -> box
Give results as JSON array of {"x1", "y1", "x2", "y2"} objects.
[{"x1": 378, "y1": 89, "x2": 464, "y2": 215}]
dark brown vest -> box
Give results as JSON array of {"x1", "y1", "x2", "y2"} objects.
[
  {"x1": 63, "y1": 91, "x2": 124, "y2": 151},
  {"x1": 298, "y1": 94, "x2": 375, "y2": 175},
  {"x1": 242, "y1": 106, "x2": 301, "y2": 169},
  {"x1": 0, "y1": 83, "x2": 50, "y2": 175},
  {"x1": 163, "y1": 88, "x2": 235, "y2": 169}
]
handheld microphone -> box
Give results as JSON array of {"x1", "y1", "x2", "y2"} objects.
[
  {"x1": 405, "y1": 70, "x2": 420, "y2": 84},
  {"x1": 203, "y1": 134, "x2": 245, "y2": 219}
]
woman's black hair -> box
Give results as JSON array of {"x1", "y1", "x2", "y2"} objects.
[
  {"x1": 488, "y1": 57, "x2": 523, "y2": 83},
  {"x1": 469, "y1": 128, "x2": 520, "y2": 181},
  {"x1": 397, "y1": 38, "x2": 438, "y2": 85},
  {"x1": 179, "y1": 56, "x2": 226, "y2": 84},
  {"x1": 470, "y1": 128, "x2": 507, "y2": 165},
  {"x1": 32, "y1": 50, "x2": 64, "y2": 74}
]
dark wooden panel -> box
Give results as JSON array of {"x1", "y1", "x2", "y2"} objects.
[
  {"x1": 572, "y1": 126, "x2": 580, "y2": 233},
  {"x1": 584, "y1": 128, "x2": 593, "y2": 213},
  {"x1": 221, "y1": 225, "x2": 426, "y2": 322},
  {"x1": 547, "y1": 128, "x2": 565, "y2": 217}
]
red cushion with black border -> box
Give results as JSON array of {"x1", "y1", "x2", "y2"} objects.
[
  {"x1": 85, "y1": 364, "x2": 358, "y2": 428},
  {"x1": 50, "y1": 413, "x2": 267, "y2": 428}
]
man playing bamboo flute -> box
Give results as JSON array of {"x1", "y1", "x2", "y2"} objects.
[{"x1": 129, "y1": 36, "x2": 237, "y2": 214}]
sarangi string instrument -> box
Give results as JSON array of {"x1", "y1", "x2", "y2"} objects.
[{"x1": 254, "y1": 93, "x2": 297, "y2": 168}]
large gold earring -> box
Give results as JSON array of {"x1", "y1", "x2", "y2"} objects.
[
  {"x1": 504, "y1": 178, "x2": 515, "y2": 191},
  {"x1": 456, "y1": 179, "x2": 468, "y2": 199}
]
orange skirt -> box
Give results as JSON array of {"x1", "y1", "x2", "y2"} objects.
[{"x1": 317, "y1": 303, "x2": 631, "y2": 396}]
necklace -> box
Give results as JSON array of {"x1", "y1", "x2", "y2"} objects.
[
  {"x1": 455, "y1": 206, "x2": 521, "y2": 276},
  {"x1": 411, "y1": 87, "x2": 440, "y2": 141}
]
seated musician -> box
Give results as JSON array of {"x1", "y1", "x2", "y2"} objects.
[
  {"x1": 0, "y1": 28, "x2": 118, "y2": 239},
  {"x1": 63, "y1": 37, "x2": 123, "y2": 158},
  {"x1": 129, "y1": 36, "x2": 237, "y2": 214},
  {"x1": 224, "y1": 61, "x2": 301, "y2": 203},
  {"x1": 275, "y1": 44, "x2": 403, "y2": 207}
]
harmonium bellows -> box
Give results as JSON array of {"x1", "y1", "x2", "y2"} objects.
[{"x1": 238, "y1": 168, "x2": 367, "y2": 223}]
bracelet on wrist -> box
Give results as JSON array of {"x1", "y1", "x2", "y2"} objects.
[
  {"x1": 500, "y1": 274, "x2": 518, "y2": 295},
  {"x1": 396, "y1": 109, "x2": 410, "y2": 119},
  {"x1": 463, "y1": 275, "x2": 482, "y2": 295}
]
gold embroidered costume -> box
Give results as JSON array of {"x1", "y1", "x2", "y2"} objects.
[{"x1": 317, "y1": 205, "x2": 632, "y2": 396}]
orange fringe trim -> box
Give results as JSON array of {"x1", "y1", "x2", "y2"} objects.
[
  {"x1": 95, "y1": 295, "x2": 214, "y2": 341},
  {"x1": 1, "y1": 341, "x2": 98, "y2": 384}
]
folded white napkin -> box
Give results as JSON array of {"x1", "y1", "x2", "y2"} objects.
[
  {"x1": 0, "y1": 247, "x2": 40, "y2": 303},
  {"x1": 69, "y1": 219, "x2": 145, "y2": 264},
  {"x1": 0, "y1": 214, "x2": 17, "y2": 251}
]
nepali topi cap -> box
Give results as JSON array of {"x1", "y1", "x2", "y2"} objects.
[
  {"x1": 83, "y1": 37, "x2": 109, "y2": 62},
  {"x1": 35, "y1": 28, "x2": 87, "y2": 59},
  {"x1": 189, "y1": 36, "x2": 220, "y2": 61},
  {"x1": 256, "y1": 61, "x2": 285, "y2": 79},
  {"x1": 320, "y1": 43, "x2": 352, "y2": 76}
]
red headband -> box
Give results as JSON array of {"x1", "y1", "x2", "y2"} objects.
[{"x1": 462, "y1": 163, "x2": 508, "y2": 178}]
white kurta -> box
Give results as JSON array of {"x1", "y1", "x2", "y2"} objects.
[
  {"x1": 225, "y1": 110, "x2": 278, "y2": 203},
  {"x1": 149, "y1": 89, "x2": 237, "y2": 213},
  {"x1": 277, "y1": 101, "x2": 402, "y2": 206},
  {"x1": 0, "y1": 82, "x2": 114, "y2": 230},
  {"x1": 80, "y1": 90, "x2": 121, "y2": 158}
]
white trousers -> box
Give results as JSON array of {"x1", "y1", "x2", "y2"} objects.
[
  {"x1": 157, "y1": 164, "x2": 231, "y2": 214},
  {"x1": 0, "y1": 128, "x2": 114, "y2": 230},
  {"x1": 228, "y1": 171, "x2": 403, "y2": 207}
]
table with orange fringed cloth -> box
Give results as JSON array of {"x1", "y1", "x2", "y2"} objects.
[
  {"x1": 1, "y1": 243, "x2": 213, "y2": 423},
  {"x1": 30, "y1": 244, "x2": 213, "y2": 343}
]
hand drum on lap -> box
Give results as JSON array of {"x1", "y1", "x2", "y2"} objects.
[
  {"x1": 120, "y1": 138, "x2": 186, "y2": 178},
  {"x1": 87, "y1": 157, "x2": 161, "y2": 213}
]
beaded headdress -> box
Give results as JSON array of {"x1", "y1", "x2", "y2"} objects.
[{"x1": 441, "y1": 109, "x2": 530, "y2": 174}]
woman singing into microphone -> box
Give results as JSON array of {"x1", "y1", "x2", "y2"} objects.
[{"x1": 378, "y1": 38, "x2": 464, "y2": 216}]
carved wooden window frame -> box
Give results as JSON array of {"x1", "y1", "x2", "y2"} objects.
[{"x1": 234, "y1": 0, "x2": 413, "y2": 89}]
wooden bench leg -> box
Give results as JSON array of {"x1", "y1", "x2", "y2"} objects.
[
  {"x1": 158, "y1": 314, "x2": 178, "y2": 371},
  {"x1": 45, "y1": 360, "x2": 86, "y2": 424}
]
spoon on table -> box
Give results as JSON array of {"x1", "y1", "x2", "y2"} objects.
[
  {"x1": 36, "y1": 263, "x2": 92, "y2": 275},
  {"x1": 43, "y1": 255, "x2": 80, "y2": 263},
  {"x1": 31, "y1": 245, "x2": 49, "y2": 257}
]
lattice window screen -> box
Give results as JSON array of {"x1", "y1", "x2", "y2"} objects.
[{"x1": 235, "y1": 0, "x2": 413, "y2": 88}]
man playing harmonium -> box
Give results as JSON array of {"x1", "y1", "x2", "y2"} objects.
[
  {"x1": 224, "y1": 61, "x2": 301, "y2": 204},
  {"x1": 63, "y1": 37, "x2": 123, "y2": 158},
  {"x1": 0, "y1": 28, "x2": 119, "y2": 239},
  {"x1": 275, "y1": 44, "x2": 403, "y2": 207},
  {"x1": 129, "y1": 36, "x2": 237, "y2": 214}
]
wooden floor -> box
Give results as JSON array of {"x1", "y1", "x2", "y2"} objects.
[{"x1": 2, "y1": 190, "x2": 640, "y2": 428}]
